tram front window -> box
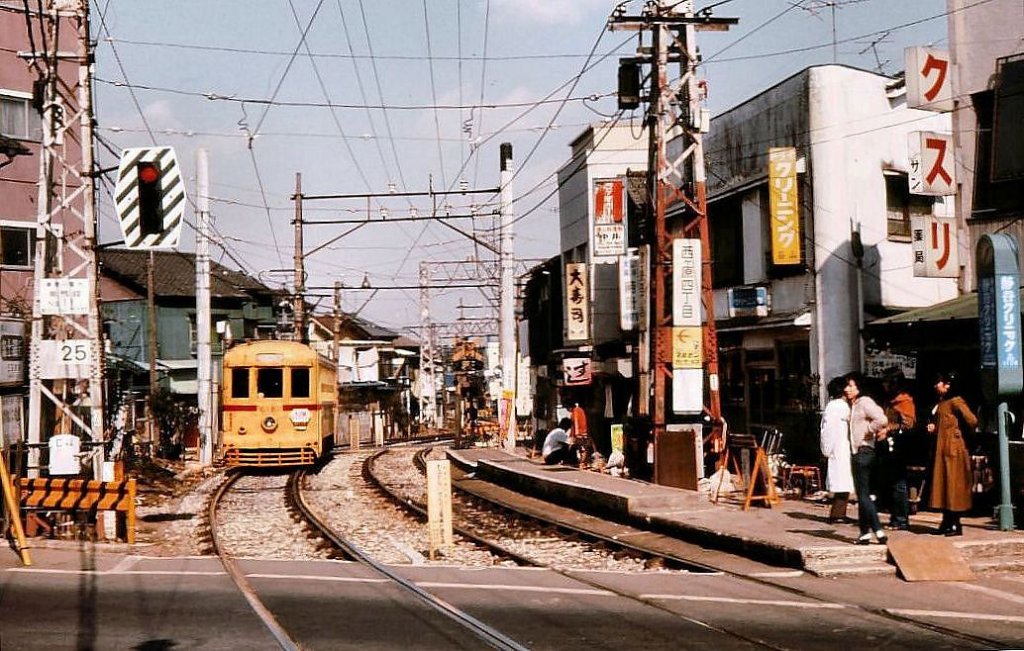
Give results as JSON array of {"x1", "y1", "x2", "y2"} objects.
[
  {"x1": 231, "y1": 368, "x2": 249, "y2": 398},
  {"x1": 291, "y1": 368, "x2": 310, "y2": 398},
  {"x1": 257, "y1": 367, "x2": 284, "y2": 398}
]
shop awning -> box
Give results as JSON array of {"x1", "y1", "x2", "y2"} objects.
[{"x1": 868, "y1": 292, "x2": 987, "y2": 326}]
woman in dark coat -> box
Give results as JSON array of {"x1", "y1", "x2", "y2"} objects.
[{"x1": 925, "y1": 372, "x2": 978, "y2": 536}]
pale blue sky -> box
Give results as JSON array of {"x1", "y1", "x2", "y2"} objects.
[{"x1": 92, "y1": 0, "x2": 948, "y2": 332}]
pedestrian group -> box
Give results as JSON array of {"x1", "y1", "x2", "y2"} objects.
[{"x1": 819, "y1": 369, "x2": 978, "y2": 545}]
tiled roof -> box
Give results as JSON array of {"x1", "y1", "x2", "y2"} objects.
[
  {"x1": 99, "y1": 249, "x2": 273, "y2": 299},
  {"x1": 312, "y1": 313, "x2": 398, "y2": 341}
]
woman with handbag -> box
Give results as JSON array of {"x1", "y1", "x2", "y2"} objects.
[{"x1": 926, "y1": 371, "x2": 978, "y2": 536}]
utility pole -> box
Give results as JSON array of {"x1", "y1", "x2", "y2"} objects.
[
  {"x1": 610, "y1": 1, "x2": 736, "y2": 483},
  {"x1": 27, "y1": 0, "x2": 106, "y2": 478},
  {"x1": 419, "y1": 264, "x2": 437, "y2": 431},
  {"x1": 147, "y1": 252, "x2": 158, "y2": 449},
  {"x1": 293, "y1": 172, "x2": 306, "y2": 343},
  {"x1": 195, "y1": 149, "x2": 212, "y2": 466},
  {"x1": 333, "y1": 281, "x2": 342, "y2": 363},
  {"x1": 498, "y1": 143, "x2": 516, "y2": 450}
]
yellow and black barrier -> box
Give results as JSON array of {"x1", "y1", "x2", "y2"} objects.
[{"x1": 18, "y1": 477, "x2": 137, "y2": 544}]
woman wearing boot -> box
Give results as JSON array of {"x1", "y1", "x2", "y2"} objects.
[
  {"x1": 925, "y1": 372, "x2": 978, "y2": 536},
  {"x1": 820, "y1": 376, "x2": 853, "y2": 524}
]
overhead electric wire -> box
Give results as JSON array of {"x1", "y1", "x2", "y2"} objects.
[
  {"x1": 357, "y1": 0, "x2": 408, "y2": 191},
  {"x1": 421, "y1": 0, "x2": 447, "y2": 189},
  {"x1": 94, "y1": 8, "x2": 156, "y2": 145},
  {"x1": 285, "y1": 0, "x2": 376, "y2": 194},
  {"x1": 252, "y1": 0, "x2": 325, "y2": 136},
  {"x1": 470, "y1": 0, "x2": 491, "y2": 187},
  {"x1": 335, "y1": 0, "x2": 392, "y2": 182}
]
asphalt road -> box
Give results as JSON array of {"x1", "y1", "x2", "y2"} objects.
[{"x1": 2, "y1": 548, "x2": 1024, "y2": 650}]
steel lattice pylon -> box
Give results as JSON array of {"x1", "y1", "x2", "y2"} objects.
[{"x1": 26, "y1": 0, "x2": 105, "y2": 478}]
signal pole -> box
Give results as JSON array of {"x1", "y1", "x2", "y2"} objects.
[
  {"x1": 610, "y1": 1, "x2": 736, "y2": 479},
  {"x1": 26, "y1": 1, "x2": 106, "y2": 478}
]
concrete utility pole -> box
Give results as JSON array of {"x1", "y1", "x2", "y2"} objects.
[
  {"x1": 419, "y1": 264, "x2": 437, "y2": 431},
  {"x1": 195, "y1": 149, "x2": 212, "y2": 466},
  {"x1": 147, "y1": 252, "x2": 158, "y2": 448},
  {"x1": 498, "y1": 143, "x2": 517, "y2": 450},
  {"x1": 293, "y1": 172, "x2": 306, "y2": 343},
  {"x1": 27, "y1": 0, "x2": 106, "y2": 478},
  {"x1": 610, "y1": 1, "x2": 736, "y2": 483}
]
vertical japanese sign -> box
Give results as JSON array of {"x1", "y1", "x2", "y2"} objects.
[
  {"x1": 593, "y1": 178, "x2": 626, "y2": 257},
  {"x1": 977, "y1": 234, "x2": 1024, "y2": 401},
  {"x1": 619, "y1": 250, "x2": 640, "y2": 331},
  {"x1": 672, "y1": 239, "x2": 701, "y2": 326},
  {"x1": 905, "y1": 47, "x2": 953, "y2": 112},
  {"x1": 908, "y1": 131, "x2": 956, "y2": 196},
  {"x1": 565, "y1": 262, "x2": 589, "y2": 341},
  {"x1": 768, "y1": 147, "x2": 801, "y2": 265},
  {"x1": 911, "y1": 214, "x2": 959, "y2": 278},
  {"x1": 672, "y1": 238, "x2": 703, "y2": 414}
]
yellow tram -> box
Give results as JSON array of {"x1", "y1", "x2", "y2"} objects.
[{"x1": 220, "y1": 339, "x2": 337, "y2": 467}]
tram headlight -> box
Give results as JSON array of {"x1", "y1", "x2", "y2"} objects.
[{"x1": 261, "y1": 415, "x2": 278, "y2": 432}]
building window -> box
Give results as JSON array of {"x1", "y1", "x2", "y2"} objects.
[
  {"x1": 885, "y1": 173, "x2": 931, "y2": 240},
  {"x1": 0, "y1": 225, "x2": 34, "y2": 268},
  {"x1": 0, "y1": 91, "x2": 42, "y2": 141},
  {"x1": 709, "y1": 194, "x2": 744, "y2": 287},
  {"x1": 972, "y1": 89, "x2": 1024, "y2": 217}
]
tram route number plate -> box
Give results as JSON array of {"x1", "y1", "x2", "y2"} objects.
[{"x1": 37, "y1": 339, "x2": 92, "y2": 379}]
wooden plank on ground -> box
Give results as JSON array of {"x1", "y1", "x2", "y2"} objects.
[{"x1": 887, "y1": 535, "x2": 975, "y2": 581}]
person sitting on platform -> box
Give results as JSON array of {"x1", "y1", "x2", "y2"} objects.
[{"x1": 542, "y1": 417, "x2": 576, "y2": 465}]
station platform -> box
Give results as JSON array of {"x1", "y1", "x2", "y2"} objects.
[{"x1": 447, "y1": 447, "x2": 1024, "y2": 577}]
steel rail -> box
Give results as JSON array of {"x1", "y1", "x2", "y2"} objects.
[
  {"x1": 437, "y1": 454, "x2": 1009, "y2": 650},
  {"x1": 208, "y1": 471, "x2": 302, "y2": 651},
  {"x1": 291, "y1": 464, "x2": 528, "y2": 651}
]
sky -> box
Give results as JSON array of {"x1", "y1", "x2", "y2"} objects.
[{"x1": 90, "y1": 0, "x2": 950, "y2": 336}]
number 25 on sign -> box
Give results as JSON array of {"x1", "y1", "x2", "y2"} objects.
[{"x1": 38, "y1": 340, "x2": 92, "y2": 379}]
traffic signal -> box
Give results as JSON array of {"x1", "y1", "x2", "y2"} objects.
[
  {"x1": 618, "y1": 60, "x2": 641, "y2": 110},
  {"x1": 136, "y1": 161, "x2": 163, "y2": 236}
]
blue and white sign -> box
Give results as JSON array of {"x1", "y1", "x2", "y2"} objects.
[{"x1": 977, "y1": 234, "x2": 1023, "y2": 400}]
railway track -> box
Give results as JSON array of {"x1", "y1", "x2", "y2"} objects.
[
  {"x1": 204, "y1": 446, "x2": 1011, "y2": 650},
  {"x1": 367, "y1": 444, "x2": 1011, "y2": 651},
  {"x1": 208, "y1": 459, "x2": 526, "y2": 650}
]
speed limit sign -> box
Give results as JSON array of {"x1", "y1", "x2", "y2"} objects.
[{"x1": 37, "y1": 339, "x2": 92, "y2": 379}]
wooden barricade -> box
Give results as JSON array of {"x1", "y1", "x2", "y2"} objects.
[{"x1": 18, "y1": 478, "x2": 137, "y2": 544}]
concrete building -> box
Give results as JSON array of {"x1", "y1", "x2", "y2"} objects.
[
  {"x1": 691, "y1": 65, "x2": 957, "y2": 458},
  {"x1": 946, "y1": 0, "x2": 1024, "y2": 285}
]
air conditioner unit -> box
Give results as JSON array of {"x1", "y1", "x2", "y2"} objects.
[{"x1": 727, "y1": 286, "x2": 770, "y2": 318}]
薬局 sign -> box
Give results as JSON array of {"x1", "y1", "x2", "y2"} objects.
[
  {"x1": 909, "y1": 131, "x2": 956, "y2": 196},
  {"x1": 911, "y1": 214, "x2": 958, "y2": 278}
]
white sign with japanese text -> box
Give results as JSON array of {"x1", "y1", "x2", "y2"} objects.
[
  {"x1": 618, "y1": 250, "x2": 640, "y2": 331},
  {"x1": 39, "y1": 278, "x2": 90, "y2": 315},
  {"x1": 562, "y1": 357, "x2": 592, "y2": 386},
  {"x1": 565, "y1": 262, "x2": 589, "y2": 341},
  {"x1": 905, "y1": 47, "x2": 953, "y2": 112},
  {"x1": 911, "y1": 214, "x2": 959, "y2": 278},
  {"x1": 909, "y1": 131, "x2": 956, "y2": 196},
  {"x1": 672, "y1": 239, "x2": 702, "y2": 327},
  {"x1": 593, "y1": 178, "x2": 626, "y2": 258}
]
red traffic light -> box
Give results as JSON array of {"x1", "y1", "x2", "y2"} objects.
[{"x1": 138, "y1": 161, "x2": 160, "y2": 185}]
